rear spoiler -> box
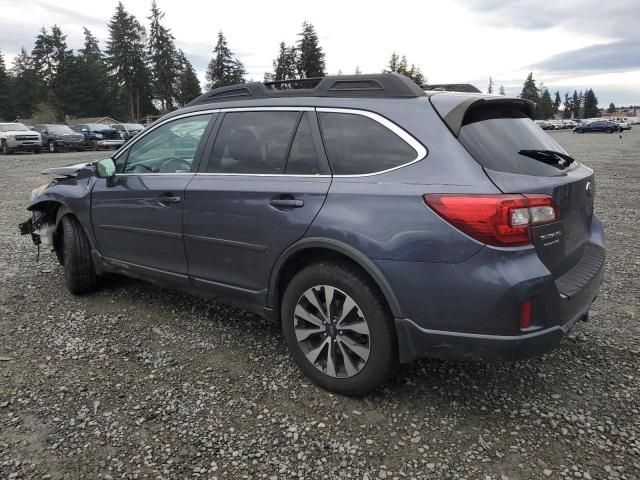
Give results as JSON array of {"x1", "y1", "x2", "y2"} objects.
[{"x1": 430, "y1": 95, "x2": 536, "y2": 137}]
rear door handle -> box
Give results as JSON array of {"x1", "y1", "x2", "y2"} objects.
[{"x1": 270, "y1": 197, "x2": 304, "y2": 209}]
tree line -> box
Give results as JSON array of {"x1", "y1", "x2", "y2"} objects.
[
  {"x1": 516, "y1": 72, "x2": 600, "y2": 120},
  {"x1": 0, "y1": 2, "x2": 431, "y2": 123},
  {"x1": 0, "y1": 1, "x2": 201, "y2": 122}
]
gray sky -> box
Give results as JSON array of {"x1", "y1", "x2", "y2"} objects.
[{"x1": 1, "y1": 0, "x2": 638, "y2": 105}]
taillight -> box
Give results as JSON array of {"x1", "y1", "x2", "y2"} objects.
[{"x1": 423, "y1": 194, "x2": 558, "y2": 247}]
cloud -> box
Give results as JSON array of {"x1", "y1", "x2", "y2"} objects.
[{"x1": 534, "y1": 40, "x2": 640, "y2": 73}]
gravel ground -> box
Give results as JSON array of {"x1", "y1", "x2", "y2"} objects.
[{"x1": 0, "y1": 130, "x2": 639, "y2": 480}]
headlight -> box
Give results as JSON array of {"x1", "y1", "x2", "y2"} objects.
[
  {"x1": 95, "y1": 133, "x2": 104, "y2": 139},
  {"x1": 6, "y1": 134, "x2": 15, "y2": 139}
]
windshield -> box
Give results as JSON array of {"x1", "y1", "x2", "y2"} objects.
[
  {"x1": 124, "y1": 123, "x2": 144, "y2": 130},
  {"x1": 458, "y1": 106, "x2": 578, "y2": 177},
  {"x1": 86, "y1": 124, "x2": 110, "y2": 130},
  {"x1": 46, "y1": 125, "x2": 74, "y2": 134},
  {"x1": 0, "y1": 124, "x2": 29, "y2": 132}
]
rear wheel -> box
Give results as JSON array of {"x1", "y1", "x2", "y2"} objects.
[
  {"x1": 61, "y1": 215, "x2": 97, "y2": 294},
  {"x1": 281, "y1": 262, "x2": 397, "y2": 396}
]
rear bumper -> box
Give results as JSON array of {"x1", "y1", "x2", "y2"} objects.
[{"x1": 394, "y1": 244, "x2": 604, "y2": 363}]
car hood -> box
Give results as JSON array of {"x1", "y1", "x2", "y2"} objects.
[
  {"x1": 3, "y1": 129, "x2": 40, "y2": 135},
  {"x1": 42, "y1": 162, "x2": 94, "y2": 177}
]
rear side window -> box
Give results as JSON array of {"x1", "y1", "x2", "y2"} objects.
[
  {"x1": 459, "y1": 106, "x2": 577, "y2": 176},
  {"x1": 318, "y1": 112, "x2": 417, "y2": 175},
  {"x1": 207, "y1": 111, "x2": 299, "y2": 174}
]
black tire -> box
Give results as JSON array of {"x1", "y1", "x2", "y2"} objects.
[
  {"x1": 61, "y1": 215, "x2": 97, "y2": 295},
  {"x1": 90, "y1": 140, "x2": 98, "y2": 151},
  {"x1": 2, "y1": 141, "x2": 12, "y2": 154},
  {"x1": 34, "y1": 148, "x2": 41, "y2": 154},
  {"x1": 281, "y1": 262, "x2": 397, "y2": 396},
  {"x1": 48, "y1": 141, "x2": 57, "y2": 153}
]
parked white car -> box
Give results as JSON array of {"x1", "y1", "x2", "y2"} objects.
[{"x1": 0, "y1": 123, "x2": 42, "y2": 154}]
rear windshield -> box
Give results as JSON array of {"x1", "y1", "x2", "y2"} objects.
[{"x1": 459, "y1": 106, "x2": 577, "y2": 176}]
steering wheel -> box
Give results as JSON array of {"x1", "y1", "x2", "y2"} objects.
[{"x1": 155, "y1": 157, "x2": 192, "y2": 173}]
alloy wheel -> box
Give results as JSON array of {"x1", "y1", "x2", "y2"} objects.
[{"x1": 293, "y1": 285, "x2": 370, "y2": 378}]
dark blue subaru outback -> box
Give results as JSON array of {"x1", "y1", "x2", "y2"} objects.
[{"x1": 20, "y1": 74, "x2": 605, "y2": 395}]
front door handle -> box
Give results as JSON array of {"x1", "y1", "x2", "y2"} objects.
[
  {"x1": 270, "y1": 197, "x2": 304, "y2": 209},
  {"x1": 157, "y1": 194, "x2": 182, "y2": 206}
]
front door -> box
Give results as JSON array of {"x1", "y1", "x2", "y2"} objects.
[
  {"x1": 183, "y1": 110, "x2": 331, "y2": 303},
  {"x1": 91, "y1": 113, "x2": 215, "y2": 281}
]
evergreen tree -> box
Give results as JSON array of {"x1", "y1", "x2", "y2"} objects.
[
  {"x1": 539, "y1": 87, "x2": 554, "y2": 120},
  {"x1": 73, "y1": 27, "x2": 113, "y2": 117},
  {"x1": 0, "y1": 50, "x2": 12, "y2": 120},
  {"x1": 562, "y1": 92, "x2": 572, "y2": 119},
  {"x1": 354, "y1": 66, "x2": 362, "y2": 75},
  {"x1": 296, "y1": 21, "x2": 325, "y2": 78},
  {"x1": 106, "y1": 2, "x2": 153, "y2": 120},
  {"x1": 572, "y1": 90, "x2": 580, "y2": 118},
  {"x1": 175, "y1": 49, "x2": 201, "y2": 106},
  {"x1": 499, "y1": 85, "x2": 506, "y2": 96},
  {"x1": 205, "y1": 31, "x2": 246, "y2": 89},
  {"x1": 583, "y1": 89, "x2": 599, "y2": 118},
  {"x1": 607, "y1": 102, "x2": 616, "y2": 113},
  {"x1": 384, "y1": 52, "x2": 425, "y2": 85},
  {"x1": 31, "y1": 25, "x2": 69, "y2": 89},
  {"x1": 272, "y1": 42, "x2": 298, "y2": 81},
  {"x1": 553, "y1": 91, "x2": 561, "y2": 116},
  {"x1": 487, "y1": 76, "x2": 494, "y2": 94},
  {"x1": 519, "y1": 72, "x2": 539, "y2": 103},
  {"x1": 148, "y1": 1, "x2": 179, "y2": 111},
  {"x1": 10, "y1": 48, "x2": 42, "y2": 119}
]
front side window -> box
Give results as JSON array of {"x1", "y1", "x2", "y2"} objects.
[
  {"x1": 206, "y1": 111, "x2": 299, "y2": 174},
  {"x1": 117, "y1": 114, "x2": 212, "y2": 174},
  {"x1": 318, "y1": 112, "x2": 418, "y2": 175}
]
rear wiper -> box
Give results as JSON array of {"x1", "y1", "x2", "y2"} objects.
[{"x1": 518, "y1": 149, "x2": 575, "y2": 169}]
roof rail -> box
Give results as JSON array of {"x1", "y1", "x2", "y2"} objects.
[
  {"x1": 422, "y1": 83, "x2": 481, "y2": 93},
  {"x1": 187, "y1": 73, "x2": 426, "y2": 106}
]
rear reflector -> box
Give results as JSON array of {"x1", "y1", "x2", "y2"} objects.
[
  {"x1": 423, "y1": 194, "x2": 558, "y2": 247},
  {"x1": 520, "y1": 299, "x2": 533, "y2": 329}
]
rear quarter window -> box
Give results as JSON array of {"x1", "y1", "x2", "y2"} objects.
[{"x1": 318, "y1": 112, "x2": 419, "y2": 175}]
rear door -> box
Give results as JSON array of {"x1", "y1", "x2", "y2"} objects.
[
  {"x1": 450, "y1": 100, "x2": 594, "y2": 277},
  {"x1": 183, "y1": 109, "x2": 331, "y2": 302}
]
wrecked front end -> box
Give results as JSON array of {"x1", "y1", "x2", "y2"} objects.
[{"x1": 18, "y1": 162, "x2": 96, "y2": 260}]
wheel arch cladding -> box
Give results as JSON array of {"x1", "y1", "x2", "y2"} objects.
[{"x1": 268, "y1": 238, "x2": 403, "y2": 318}]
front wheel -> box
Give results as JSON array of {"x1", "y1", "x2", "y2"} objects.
[
  {"x1": 48, "y1": 141, "x2": 57, "y2": 153},
  {"x1": 2, "y1": 141, "x2": 12, "y2": 154},
  {"x1": 281, "y1": 262, "x2": 397, "y2": 396},
  {"x1": 61, "y1": 215, "x2": 98, "y2": 295}
]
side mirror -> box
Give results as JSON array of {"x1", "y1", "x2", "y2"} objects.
[{"x1": 95, "y1": 157, "x2": 116, "y2": 178}]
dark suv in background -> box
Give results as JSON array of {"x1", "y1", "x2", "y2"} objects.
[
  {"x1": 110, "y1": 122, "x2": 145, "y2": 140},
  {"x1": 21, "y1": 74, "x2": 605, "y2": 395},
  {"x1": 33, "y1": 124, "x2": 85, "y2": 152}
]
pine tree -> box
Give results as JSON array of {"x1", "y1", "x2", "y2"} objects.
[
  {"x1": 499, "y1": 85, "x2": 506, "y2": 96},
  {"x1": 562, "y1": 93, "x2": 572, "y2": 119},
  {"x1": 519, "y1": 72, "x2": 539, "y2": 102},
  {"x1": 31, "y1": 25, "x2": 70, "y2": 88},
  {"x1": 384, "y1": 52, "x2": 425, "y2": 85},
  {"x1": 296, "y1": 21, "x2": 326, "y2": 78},
  {"x1": 539, "y1": 87, "x2": 554, "y2": 120},
  {"x1": 148, "y1": 1, "x2": 179, "y2": 111},
  {"x1": 487, "y1": 76, "x2": 494, "y2": 94},
  {"x1": 553, "y1": 91, "x2": 561, "y2": 116},
  {"x1": 354, "y1": 66, "x2": 362, "y2": 75},
  {"x1": 74, "y1": 27, "x2": 113, "y2": 116},
  {"x1": 206, "y1": 31, "x2": 246, "y2": 89},
  {"x1": 572, "y1": 90, "x2": 580, "y2": 118},
  {"x1": 607, "y1": 102, "x2": 616, "y2": 113},
  {"x1": 10, "y1": 48, "x2": 43, "y2": 119},
  {"x1": 583, "y1": 89, "x2": 599, "y2": 118},
  {"x1": 106, "y1": 2, "x2": 153, "y2": 120},
  {"x1": 272, "y1": 42, "x2": 298, "y2": 81},
  {"x1": 175, "y1": 49, "x2": 201, "y2": 106},
  {"x1": 0, "y1": 49, "x2": 12, "y2": 120}
]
